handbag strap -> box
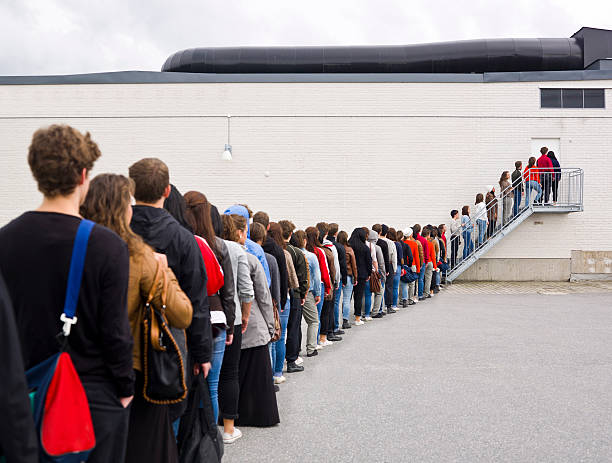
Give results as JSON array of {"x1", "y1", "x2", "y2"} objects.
[
  {"x1": 60, "y1": 219, "x2": 95, "y2": 337},
  {"x1": 146, "y1": 260, "x2": 164, "y2": 305}
]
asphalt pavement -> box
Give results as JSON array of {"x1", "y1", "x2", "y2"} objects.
[{"x1": 223, "y1": 288, "x2": 612, "y2": 463}]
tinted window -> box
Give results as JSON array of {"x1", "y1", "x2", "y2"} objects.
[
  {"x1": 584, "y1": 88, "x2": 605, "y2": 108},
  {"x1": 541, "y1": 89, "x2": 561, "y2": 108},
  {"x1": 562, "y1": 89, "x2": 583, "y2": 108}
]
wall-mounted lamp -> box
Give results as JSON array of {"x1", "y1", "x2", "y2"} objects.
[{"x1": 221, "y1": 115, "x2": 232, "y2": 161}]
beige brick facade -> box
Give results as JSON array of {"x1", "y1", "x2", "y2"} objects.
[{"x1": 1, "y1": 79, "x2": 611, "y2": 267}]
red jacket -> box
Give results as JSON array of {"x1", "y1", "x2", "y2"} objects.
[
  {"x1": 314, "y1": 247, "x2": 331, "y2": 295},
  {"x1": 537, "y1": 154, "x2": 553, "y2": 172},
  {"x1": 416, "y1": 234, "x2": 429, "y2": 263}
]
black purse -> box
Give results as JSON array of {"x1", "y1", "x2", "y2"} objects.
[{"x1": 143, "y1": 262, "x2": 187, "y2": 404}]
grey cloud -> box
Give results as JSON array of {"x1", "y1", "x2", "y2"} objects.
[{"x1": 0, "y1": 0, "x2": 610, "y2": 75}]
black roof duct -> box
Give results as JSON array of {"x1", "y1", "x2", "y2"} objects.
[{"x1": 162, "y1": 28, "x2": 612, "y2": 74}]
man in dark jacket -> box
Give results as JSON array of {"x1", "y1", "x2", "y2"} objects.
[
  {"x1": 129, "y1": 158, "x2": 212, "y2": 386},
  {"x1": 0, "y1": 271, "x2": 37, "y2": 463},
  {"x1": 327, "y1": 223, "x2": 347, "y2": 334},
  {"x1": 279, "y1": 220, "x2": 308, "y2": 373},
  {"x1": 372, "y1": 224, "x2": 392, "y2": 315},
  {"x1": 511, "y1": 161, "x2": 524, "y2": 216}
]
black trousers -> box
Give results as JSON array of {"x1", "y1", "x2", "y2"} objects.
[
  {"x1": 487, "y1": 220, "x2": 496, "y2": 239},
  {"x1": 540, "y1": 175, "x2": 551, "y2": 203},
  {"x1": 285, "y1": 291, "x2": 302, "y2": 363},
  {"x1": 353, "y1": 278, "x2": 366, "y2": 317},
  {"x1": 320, "y1": 298, "x2": 334, "y2": 335},
  {"x1": 451, "y1": 236, "x2": 459, "y2": 268},
  {"x1": 552, "y1": 178, "x2": 559, "y2": 202},
  {"x1": 218, "y1": 324, "x2": 242, "y2": 420},
  {"x1": 385, "y1": 271, "x2": 394, "y2": 308},
  {"x1": 83, "y1": 381, "x2": 130, "y2": 463}
]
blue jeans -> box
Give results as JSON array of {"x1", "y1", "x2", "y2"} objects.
[
  {"x1": 463, "y1": 230, "x2": 473, "y2": 259},
  {"x1": 341, "y1": 276, "x2": 354, "y2": 321},
  {"x1": 435, "y1": 269, "x2": 441, "y2": 286},
  {"x1": 333, "y1": 286, "x2": 342, "y2": 331},
  {"x1": 271, "y1": 298, "x2": 290, "y2": 377},
  {"x1": 513, "y1": 189, "x2": 522, "y2": 216},
  {"x1": 525, "y1": 180, "x2": 542, "y2": 206},
  {"x1": 400, "y1": 280, "x2": 409, "y2": 300},
  {"x1": 418, "y1": 265, "x2": 425, "y2": 298},
  {"x1": 364, "y1": 282, "x2": 372, "y2": 317},
  {"x1": 208, "y1": 329, "x2": 226, "y2": 423},
  {"x1": 477, "y1": 219, "x2": 487, "y2": 246},
  {"x1": 392, "y1": 266, "x2": 401, "y2": 307}
]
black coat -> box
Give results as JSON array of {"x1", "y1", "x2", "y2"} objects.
[
  {"x1": 131, "y1": 206, "x2": 212, "y2": 364},
  {"x1": 262, "y1": 236, "x2": 288, "y2": 309},
  {"x1": 349, "y1": 229, "x2": 372, "y2": 281},
  {"x1": 0, "y1": 271, "x2": 38, "y2": 463}
]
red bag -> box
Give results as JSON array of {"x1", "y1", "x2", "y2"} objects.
[
  {"x1": 42, "y1": 353, "x2": 96, "y2": 456},
  {"x1": 195, "y1": 236, "x2": 224, "y2": 295}
]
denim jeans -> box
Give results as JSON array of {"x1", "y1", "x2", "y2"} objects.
[
  {"x1": 418, "y1": 264, "x2": 425, "y2": 298},
  {"x1": 364, "y1": 282, "x2": 372, "y2": 317},
  {"x1": 341, "y1": 275, "x2": 354, "y2": 321},
  {"x1": 525, "y1": 180, "x2": 542, "y2": 207},
  {"x1": 477, "y1": 219, "x2": 487, "y2": 247},
  {"x1": 463, "y1": 230, "x2": 473, "y2": 259},
  {"x1": 333, "y1": 286, "x2": 342, "y2": 331},
  {"x1": 392, "y1": 266, "x2": 401, "y2": 307},
  {"x1": 208, "y1": 329, "x2": 227, "y2": 423},
  {"x1": 400, "y1": 280, "x2": 409, "y2": 301},
  {"x1": 513, "y1": 189, "x2": 522, "y2": 216},
  {"x1": 271, "y1": 298, "x2": 291, "y2": 377}
]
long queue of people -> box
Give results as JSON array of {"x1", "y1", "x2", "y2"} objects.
[
  {"x1": 447, "y1": 146, "x2": 562, "y2": 267},
  {"x1": 0, "y1": 125, "x2": 453, "y2": 463}
]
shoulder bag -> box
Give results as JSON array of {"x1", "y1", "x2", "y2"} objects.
[{"x1": 142, "y1": 262, "x2": 187, "y2": 404}]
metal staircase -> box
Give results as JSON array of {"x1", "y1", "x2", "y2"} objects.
[{"x1": 446, "y1": 168, "x2": 583, "y2": 282}]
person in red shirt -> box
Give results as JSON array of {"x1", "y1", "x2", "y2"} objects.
[{"x1": 536, "y1": 146, "x2": 554, "y2": 204}]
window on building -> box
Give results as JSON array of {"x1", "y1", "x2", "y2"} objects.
[{"x1": 540, "y1": 88, "x2": 605, "y2": 108}]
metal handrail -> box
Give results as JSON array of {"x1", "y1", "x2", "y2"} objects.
[{"x1": 446, "y1": 168, "x2": 583, "y2": 280}]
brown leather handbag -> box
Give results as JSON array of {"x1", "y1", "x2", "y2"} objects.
[
  {"x1": 142, "y1": 262, "x2": 187, "y2": 404},
  {"x1": 369, "y1": 270, "x2": 382, "y2": 293},
  {"x1": 270, "y1": 299, "x2": 281, "y2": 342}
]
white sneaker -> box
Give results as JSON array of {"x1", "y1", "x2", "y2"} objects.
[
  {"x1": 274, "y1": 375, "x2": 286, "y2": 384},
  {"x1": 392, "y1": 306, "x2": 398, "y2": 310},
  {"x1": 354, "y1": 320, "x2": 365, "y2": 326},
  {"x1": 295, "y1": 356, "x2": 304, "y2": 365},
  {"x1": 322, "y1": 340, "x2": 333, "y2": 347},
  {"x1": 315, "y1": 344, "x2": 323, "y2": 350},
  {"x1": 223, "y1": 427, "x2": 242, "y2": 444},
  {"x1": 364, "y1": 316, "x2": 373, "y2": 321}
]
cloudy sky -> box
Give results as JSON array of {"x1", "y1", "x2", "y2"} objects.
[{"x1": 1, "y1": 0, "x2": 611, "y2": 75}]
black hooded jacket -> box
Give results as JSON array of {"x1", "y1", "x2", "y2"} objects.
[
  {"x1": 131, "y1": 206, "x2": 211, "y2": 364},
  {"x1": 348, "y1": 228, "x2": 372, "y2": 281},
  {"x1": 328, "y1": 235, "x2": 348, "y2": 286},
  {"x1": 262, "y1": 236, "x2": 288, "y2": 309}
]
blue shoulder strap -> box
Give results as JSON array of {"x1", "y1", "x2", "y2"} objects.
[{"x1": 60, "y1": 219, "x2": 95, "y2": 336}]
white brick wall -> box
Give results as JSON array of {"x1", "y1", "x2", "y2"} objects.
[{"x1": 0, "y1": 79, "x2": 611, "y2": 260}]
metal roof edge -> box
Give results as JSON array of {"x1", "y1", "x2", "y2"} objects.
[{"x1": 1, "y1": 69, "x2": 612, "y2": 85}]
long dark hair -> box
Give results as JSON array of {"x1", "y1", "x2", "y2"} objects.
[
  {"x1": 527, "y1": 156, "x2": 536, "y2": 168},
  {"x1": 268, "y1": 222, "x2": 285, "y2": 249},
  {"x1": 163, "y1": 184, "x2": 192, "y2": 232},
  {"x1": 184, "y1": 190, "x2": 218, "y2": 258},
  {"x1": 305, "y1": 226, "x2": 322, "y2": 253},
  {"x1": 475, "y1": 193, "x2": 484, "y2": 204},
  {"x1": 290, "y1": 230, "x2": 306, "y2": 248},
  {"x1": 210, "y1": 204, "x2": 223, "y2": 237},
  {"x1": 348, "y1": 227, "x2": 366, "y2": 249},
  {"x1": 337, "y1": 230, "x2": 349, "y2": 246}
]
